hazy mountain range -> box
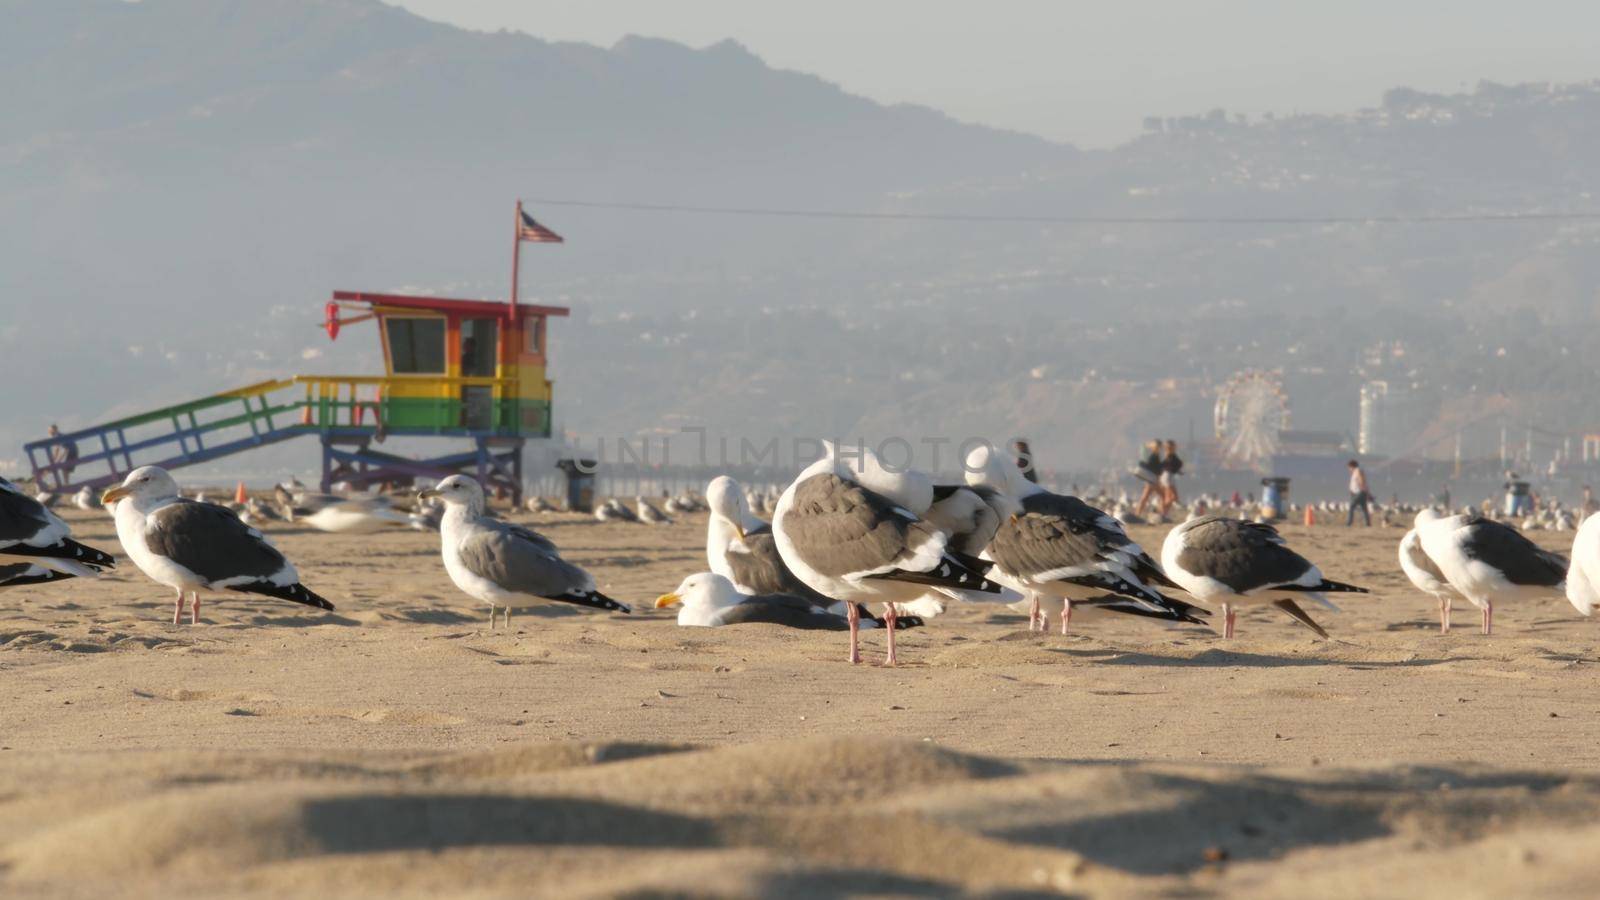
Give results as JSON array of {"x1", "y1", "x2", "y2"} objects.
[{"x1": 3, "y1": 0, "x2": 1597, "y2": 477}]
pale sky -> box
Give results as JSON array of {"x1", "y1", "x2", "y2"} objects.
[{"x1": 388, "y1": 1, "x2": 1600, "y2": 147}]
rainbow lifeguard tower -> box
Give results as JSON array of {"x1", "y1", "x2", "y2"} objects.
[{"x1": 25, "y1": 204, "x2": 567, "y2": 503}]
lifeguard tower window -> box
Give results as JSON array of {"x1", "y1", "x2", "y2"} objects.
[
  {"x1": 386, "y1": 317, "x2": 446, "y2": 374},
  {"x1": 460, "y1": 318, "x2": 499, "y2": 377}
]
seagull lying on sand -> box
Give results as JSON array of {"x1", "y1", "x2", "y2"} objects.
[
  {"x1": 297, "y1": 497, "x2": 412, "y2": 534},
  {"x1": 1413, "y1": 508, "x2": 1567, "y2": 635},
  {"x1": 965, "y1": 444, "x2": 1206, "y2": 633},
  {"x1": 421, "y1": 475, "x2": 629, "y2": 628},
  {"x1": 1161, "y1": 515, "x2": 1367, "y2": 638},
  {"x1": 637, "y1": 496, "x2": 672, "y2": 525},
  {"x1": 773, "y1": 444, "x2": 1000, "y2": 665},
  {"x1": 656, "y1": 572, "x2": 927, "y2": 630},
  {"x1": 1, "y1": 475, "x2": 115, "y2": 579},
  {"x1": 102, "y1": 466, "x2": 332, "y2": 624}
]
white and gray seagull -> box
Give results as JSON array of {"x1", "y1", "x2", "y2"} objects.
[
  {"x1": 1162, "y1": 515, "x2": 1366, "y2": 638},
  {"x1": 1, "y1": 474, "x2": 116, "y2": 581},
  {"x1": 654, "y1": 572, "x2": 927, "y2": 631},
  {"x1": 102, "y1": 466, "x2": 332, "y2": 624},
  {"x1": 964, "y1": 444, "x2": 1207, "y2": 633},
  {"x1": 1413, "y1": 508, "x2": 1568, "y2": 635},
  {"x1": 1567, "y1": 512, "x2": 1600, "y2": 618},
  {"x1": 1399, "y1": 520, "x2": 1465, "y2": 632},
  {"x1": 421, "y1": 475, "x2": 630, "y2": 627},
  {"x1": 772, "y1": 445, "x2": 1001, "y2": 665}
]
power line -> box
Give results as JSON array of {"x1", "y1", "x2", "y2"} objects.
[{"x1": 523, "y1": 197, "x2": 1600, "y2": 226}]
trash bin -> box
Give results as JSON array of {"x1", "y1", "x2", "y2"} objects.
[
  {"x1": 1260, "y1": 476, "x2": 1290, "y2": 520},
  {"x1": 557, "y1": 459, "x2": 597, "y2": 513}
]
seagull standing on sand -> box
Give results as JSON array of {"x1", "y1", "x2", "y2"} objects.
[
  {"x1": 1399, "y1": 522, "x2": 1465, "y2": 632},
  {"x1": 102, "y1": 466, "x2": 332, "y2": 624},
  {"x1": 1566, "y1": 512, "x2": 1600, "y2": 617},
  {"x1": 655, "y1": 572, "x2": 926, "y2": 631},
  {"x1": 964, "y1": 444, "x2": 1206, "y2": 633},
  {"x1": 1, "y1": 475, "x2": 115, "y2": 580},
  {"x1": 421, "y1": 475, "x2": 629, "y2": 628},
  {"x1": 773, "y1": 444, "x2": 1000, "y2": 665},
  {"x1": 1413, "y1": 508, "x2": 1568, "y2": 634},
  {"x1": 1161, "y1": 516, "x2": 1367, "y2": 638}
]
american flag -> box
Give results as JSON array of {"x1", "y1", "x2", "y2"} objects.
[{"x1": 517, "y1": 209, "x2": 564, "y2": 243}]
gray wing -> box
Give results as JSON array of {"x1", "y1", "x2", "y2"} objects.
[
  {"x1": 716, "y1": 594, "x2": 850, "y2": 630},
  {"x1": 458, "y1": 527, "x2": 592, "y2": 598},
  {"x1": 146, "y1": 501, "x2": 294, "y2": 585},
  {"x1": 724, "y1": 531, "x2": 833, "y2": 607},
  {"x1": 781, "y1": 473, "x2": 934, "y2": 579},
  {"x1": 1460, "y1": 520, "x2": 1568, "y2": 587},
  {"x1": 486, "y1": 518, "x2": 559, "y2": 553},
  {"x1": 1175, "y1": 516, "x2": 1314, "y2": 592},
  {"x1": 988, "y1": 492, "x2": 1174, "y2": 603}
]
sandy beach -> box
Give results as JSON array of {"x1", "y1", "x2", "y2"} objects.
[{"x1": 3, "y1": 506, "x2": 1598, "y2": 897}]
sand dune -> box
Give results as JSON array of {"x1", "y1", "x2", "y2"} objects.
[{"x1": 2, "y1": 507, "x2": 1598, "y2": 896}]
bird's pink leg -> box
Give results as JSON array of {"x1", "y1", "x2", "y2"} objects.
[
  {"x1": 172, "y1": 589, "x2": 184, "y2": 625},
  {"x1": 1029, "y1": 592, "x2": 1042, "y2": 632},
  {"x1": 189, "y1": 592, "x2": 201, "y2": 625},
  {"x1": 1439, "y1": 598, "x2": 1451, "y2": 634},
  {"x1": 1481, "y1": 600, "x2": 1492, "y2": 636},
  {"x1": 1060, "y1": 598, "x2": 1072, "y2": 635},
  {"x1": 881, "y1": 602, "x2": 898, "y2": 667},
  {"x1": 846, "y1": 602, "x2": 861, "y2": 665},
  {"x1": 1223, "y1": 603, "x2": 1236, "y2": 639}
]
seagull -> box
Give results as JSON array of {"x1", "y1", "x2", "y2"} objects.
[
  {"x1": 705, "y1": 476, "x2": 815, "y2": 596},
  {"x1": 637, "y1": 496, "x2": 672, "y2": 525},
  {"x1": 101, "y1": 466, "x2": 332, "y2": 624},
  {"x1": 1399, "y1": 522, "x2": 1465, "y2": 632},
  {"x1": 1161, "y1": 515, "x2": 1367, "y2": 638},
  {"x1": 655, "y1": 572, "x2": 927, "y2": 631},
  {"x1": 1567, "y1": 512, "x2": 1600, "y2": 617},
  {"x1": 420, "y1": 475, "x2": 629, "y2": 628},
  {"x1": 525, "y1": 495, "x2": 555, "y2": 514},
  {"x1": 1414, "y1": 508, "x2": 1567, "y2": 635},
  {"x1": 73, "y1": 486, "x2": 99, "y2": 511},
  {"x1": 772, "y1": 445, "x2": 1000, "y2": 665},
  {"x1": 964, "y1": 444, "x2": 1206, "y2": 633},
  {"x1": 299, "y1": 497, "x2": 412, "y2": 534},
  {"x1": 595, "y1": 498, "x2": 638, "y2": 523},
  {"x1": 1, "y1": 475, "x2": 115, "y2": 579}
]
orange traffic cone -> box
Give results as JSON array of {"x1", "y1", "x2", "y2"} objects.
[
  {"x1": 1303, "y1": 504, "x2": 1315, "y2": 526},
  {"x1": 234, "y1": 481, "x2": 248, "y2": 505}
]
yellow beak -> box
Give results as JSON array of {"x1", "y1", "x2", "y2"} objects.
[
  {"x1": 418, "y1": 489, "x2": 441, "y2": 501},
  {"x1": 101, "y1": 486, "x2": 131, "y2": 505},
  {"x1": 654, "y1": 593, "x2": 681, "y2": 609},
  {"x1": 735, "y1": 524, "x2": 746, "y2": 540}
]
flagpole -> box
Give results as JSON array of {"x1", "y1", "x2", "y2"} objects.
[{"x1": 511, "y1": 199, "x2": 522, "y2": 315}]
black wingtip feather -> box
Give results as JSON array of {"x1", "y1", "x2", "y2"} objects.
[
  {"x1": 3, "y1": 539, "x2": 116, "y2": 569},
  {"x1": 866, "y1": 554, "x2": 1002, "y2": 593},
  {"x1": 556, "y1": 589, "x2": 632, "y2": 614},
  {"x1": 228, "y1": 582, "x2": 335, "y2": 611},
  {"x1": 1278, "y1": 580, "x2": 1369, "y2": 595}
]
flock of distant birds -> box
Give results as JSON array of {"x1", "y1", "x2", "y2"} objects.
[{"x1": 2, "y1": 441, "x2": 1596, "y2": 666}]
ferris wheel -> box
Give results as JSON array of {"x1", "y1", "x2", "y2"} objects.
[{"x1": 1214, "y1": 370, "x2": 1290, "y2": 471}]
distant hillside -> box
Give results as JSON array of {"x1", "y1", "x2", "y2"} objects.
[{"x1": 2, "y1": 0, "x2": 1598, "y2": 477}]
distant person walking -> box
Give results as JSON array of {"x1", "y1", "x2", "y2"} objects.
[
  {"x1": 46, "y1": 424, "x2": 78, "y2": 480},
  {"x1": 1158, "y1": 439, "x2": 1184, "y2": 516},
  {"x1": 1346, "y1": 459, "x2": 1371, "y2": 526},
  {"x1": 1133, "y1": 440, "x2": 1162, "y2": 516}
]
